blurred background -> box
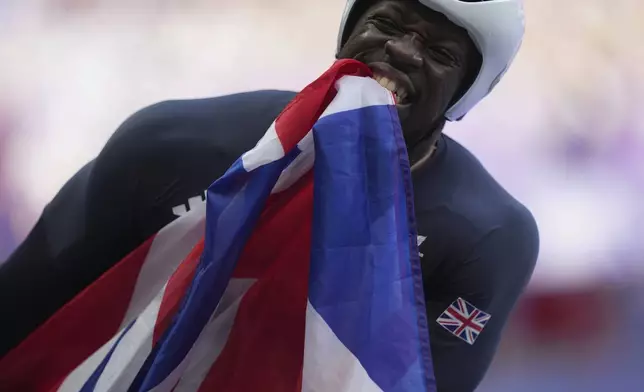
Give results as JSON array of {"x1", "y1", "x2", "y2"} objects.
[{"x1": 1, "y1": 0, "x2": 643, "y2": 390}]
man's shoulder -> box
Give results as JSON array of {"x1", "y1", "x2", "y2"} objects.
[
  {"x1": 125, "y1": 90, "x2": 296, "y2": 123},
  {"x1": 105, "y1": 90, "x2": 297, "y2": 155},
  {"x1": 416, "y1": 135, "x2": 539, "y2": 292},
  {"x1": 439, "y1": 137, "x2": 539, "y2": 293},
  {"x1": 417, "y1": 135, "x2": 538, "y2": 250},
  {"x1": 85, "y1": 90, "x2": 297, "y2": 244}
]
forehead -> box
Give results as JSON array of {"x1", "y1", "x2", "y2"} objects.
[{"x1": 362, "y1": 0, "x2": 470, "y2": 39}]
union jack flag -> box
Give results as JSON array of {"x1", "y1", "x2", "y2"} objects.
[
  {"x1": 436, "y1": 297, "x2": 491, "y2": 345},
  {"x1": 0, "y1": 59, "x2": 435, "y2": 392}
]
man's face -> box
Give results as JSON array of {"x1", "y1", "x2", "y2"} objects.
[{"x1": 337, "y1": 0, "x2": 482, "y2": 145}]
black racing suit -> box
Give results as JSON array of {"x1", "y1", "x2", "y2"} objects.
[{"x1": 0, "y1": 90, "x2": 539, "y2": 391}]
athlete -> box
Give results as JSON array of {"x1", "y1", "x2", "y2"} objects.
[{"x1": 0, "y1": 1, "x2": 539, "y2": 391}]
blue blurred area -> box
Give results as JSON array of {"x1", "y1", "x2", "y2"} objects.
[
  {"x1": 0, "y1": 0, "x2": 643, "y2": 390},
  {"x1": 478, "y1": 286, "x2": 644, "y2": 392}
]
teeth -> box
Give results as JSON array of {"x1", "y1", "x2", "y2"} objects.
[
  {"x1": 377, "y1": 76, "x2": 396, "y2": 93},
  {"x1": 374, "y1": 74, "x2": 407, "y2": 103}
]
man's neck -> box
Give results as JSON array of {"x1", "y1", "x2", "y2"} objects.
[
  {"x1": 407, "y1": 118, "x2": 445, "y2": 172},
  {"x1": 409, "y1": 134, "x2": 440, "y2": 173}
]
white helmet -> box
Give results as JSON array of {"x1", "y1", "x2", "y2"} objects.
[{"x1": 336, "y1": 0, "x2": 525, "y2": 121}]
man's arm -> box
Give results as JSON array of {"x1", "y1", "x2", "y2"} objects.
[
  {"x1": 423, "y1": 206, "x2": 539, "y2": 392},
  {"x1": 0, "y1": 91, "x2": 295, "y2": 357}
]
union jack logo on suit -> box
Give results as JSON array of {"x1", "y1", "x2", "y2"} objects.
[{"x1": 436, "y1": 297, "x2": 491, "y2": 345}]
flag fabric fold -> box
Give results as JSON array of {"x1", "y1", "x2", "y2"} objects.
[{"x1": 0, "y1": 59, "x2": 435, "y2": 392}]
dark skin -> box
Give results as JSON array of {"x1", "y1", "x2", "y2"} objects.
[{"x1": 337, "y1": 0, "x2": 482, "y2": 168}]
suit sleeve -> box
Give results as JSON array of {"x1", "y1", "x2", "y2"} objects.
[
  {"x1": 0, "y1": 92, "x2": 291, "y2": 357},
  {"x1": 423, "y1": 207, "x2": 539, "y2": 392}
]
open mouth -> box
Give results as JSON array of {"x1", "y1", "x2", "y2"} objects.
[
  {"x1": 369, "y1": 63, "x2": 416, "y2": 106},
  {"x1": 374, "y1": 74, "x2": 408, "y2": 104}
]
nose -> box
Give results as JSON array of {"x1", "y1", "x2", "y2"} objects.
[{"x1": 384, "y1": 33, "x2": 424, "y2": 70}]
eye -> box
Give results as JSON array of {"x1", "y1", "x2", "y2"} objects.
[
  {"x1": 370, "y1": 17, "x2": 402, "y2": 35},
  {"x1": 431, "y1": 47, "x2": 460, "y2": 67}
]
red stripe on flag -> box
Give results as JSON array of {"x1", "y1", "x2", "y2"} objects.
[
  {"x1": 0, "y1": 236, "x2": 156, "y2": 392},
  {"x1": 233, "y1": 171, "x2": 313, "y2": 278},
  {"x1": 273, "y1": 60, "x2": 371, "y2": 152},
  {"x1": 198, "y1": 176, "x2": 313, "y2": 392},
  {"x1": 153, "y1": 241, "x2": 205, "y2": 345}
]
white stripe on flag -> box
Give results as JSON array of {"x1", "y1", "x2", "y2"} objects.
[
  {"x1": 57, "y1": 332, "x2": 122, "y2": 392},
  {"x1": 301, "y1": 302, "x2": 382, "y2": 392},
  {"x1": 92, "y1": 286, "x2": 166, "y2": 392},
  {"x1": 319, "y1": 76, "x2": 394, "y2": 120},
  {"x1": 147, "y1": 279, "x2": 256, "y2": 392},
  {"x1": 272, "y1": 130, "x2": 314, "y2": 194},
  {"x1": 241, "y1": 121, "x2": 286, "y2": 172},
  {"x1": 57, "y1": 285, "x2": 166, "y2": 392},
  {"x1": 120, "y1": 200, "x2": 207, "y2": 330}
]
